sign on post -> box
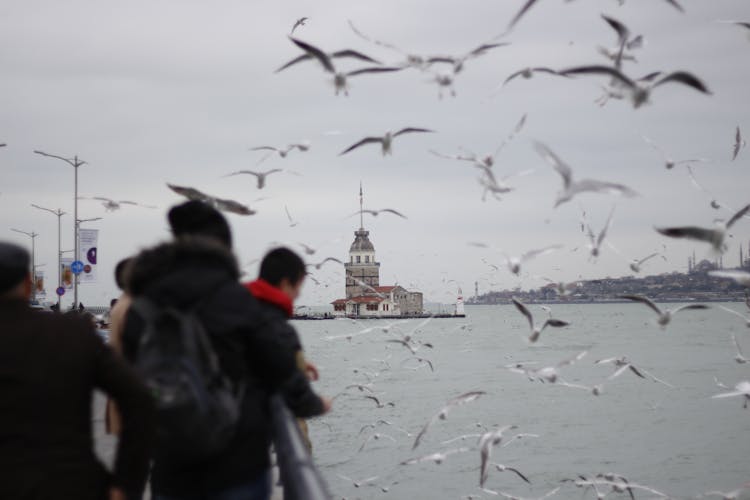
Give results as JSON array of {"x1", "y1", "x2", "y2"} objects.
[{"x1": 71, "y1": 260, "x2": 84, "y2": 275}]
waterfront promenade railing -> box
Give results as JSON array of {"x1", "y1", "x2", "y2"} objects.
[{"x1": 270, "y1": 395, "x2": 331, "y2": 500}]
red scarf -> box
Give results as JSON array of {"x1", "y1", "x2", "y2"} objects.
[{"x1": 245, "y1": 279, "x2": 293, "y2": 318}]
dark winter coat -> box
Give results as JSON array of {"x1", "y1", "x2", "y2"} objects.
[
  {"x1": 121, "y1": 237, "x2": 325, "y2": 496},
  {"x1": 0, "y1": 299, "x2": 154, "y2": 500}
]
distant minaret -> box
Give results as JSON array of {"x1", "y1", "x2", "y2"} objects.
[
  {"x1": 741, "y1": 243, "x2": 744, "y2": 269},
  {"x1": 474, "y1": 281, "x2": 479, "y2": 300}
]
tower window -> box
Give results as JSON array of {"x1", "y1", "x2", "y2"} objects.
[
  {"x1": 356, "y1": 256, "x2": 361, "y2": 263},
  {"x1": 365, "y1": 256, "x2": 370, "y2": 263}
]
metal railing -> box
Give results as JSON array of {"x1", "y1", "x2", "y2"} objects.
[{"x1": 270, "y1": 395, "x2": 331, "y2": 500}]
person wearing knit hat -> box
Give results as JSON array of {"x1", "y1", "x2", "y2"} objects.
[
  {"x1": 168, "y1": 200, "x2": 232, "y2": 248},
  {"x1": 0, "y1": 240, "x2": 155, "y2": 500}
]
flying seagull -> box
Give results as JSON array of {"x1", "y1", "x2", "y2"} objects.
[
  {"x1": 285, "y1": 205, "x2": 298, "y2": 227},
  {"x1": 350, "y1": 208, "x2": 408, "y2": 219},
  {"x1": 628, "y1": 252, "x2": 661, "y2": 273},
  {"x1": 412, "y1": 391, "x2": 486, "y2": 449},
  {"x1": 559, "y1": 65, "x2": 710, "y2": 108},
  {"x1": 583, "y1": 207, "x2": 615, "y2": 258},
  {"x1": 290, "y1": 17, "x2": 308, "y2": 34},
  {"x1": 654, "y1": 203, "x2": 750, "y2": 254},
  {"x1": 478, "y1": 425, "x2": 521, "y2": 487},
  {"x1": 683, "y1": 165, "x2": 730, "y2": 212},
  {"x1": 595, "y1": 356, "x2": 674, "y2": 387},
  {"x1": 732, "y1": 126, "x2": 746, "y2": 161},
  {"x1": 730, "y1": 333, "x2": 749, "y2": 363},
  {"x1": 400, "y1": 447, "x2": 470, "y2": 465},
  {"x1": 501, "y1": 67, "x2": 561, "y2": 87},
  {"x1": 703, "y1": 488, "x2": 747, "y2": 500},
  {"x1": 502, "y1": 245, "x2": 562, "y2": 275},
  {"x1": 340, "y1": 128, "x2": 434, "y2": 156},
  {"x1": 619, "y1": 294, "x2": 709, "y2": 328},
  {"x1": 599, "y1": 14, "x2": 637, "y2": 69},
  {"x1": 280, "y1": 37, "x2": 402, "y2": 96},
  {"x1": 481, "y1": 486, "x2": 560, "y2": 500},
  {"x1": 712, "y1": 380, "x2": 750, "y2": 409},
  {"x1": 80, "y1": 196, "x2": 156, "y2": 212},
  {"x1": 222, "y1": 169, "x2": 283, "y2": 189},
  {"x1": 717, "y1": 306, "x2": 750, "y2": 329},
  {"x1": 349, "y1": 19, "x2": 505, "y2": 75},
  {"x1": 716, "y1": 20, "x2": 750, "y2": 40},
  {"x1": 307, "y1": 257, "x2": 344, "y2": 270},
  {"x1": 709, "y1": 270, "x2": 750, "y2": 287},
  {"x1": 348, "y1": 19, "x2": 435, "y2": 71},
  {"x1": 166, "y1": 183, "x2": 255, "y2": 216},
  {"x1": 249, "y1": 142, "x2": 309, "y2": 164},
  {"x1": 425, "y1": 41, "x2": 510, "y2": 74},
  {"x1": 336, "y1": 474, "x2": 379, "y2": 489},
  {"x1": 507, "y1": 351, "x2": 588, "y2": 385},
  {"x1": 534, "y1": 141, "x2": 638, "y2": 207},
  {"x1": 276, "y1": 38, "x2": 380, "y2": 72},
  {"x1": 298, "y1": 242, "x2": 316, "y2": 255},
  {"x1": 431, "y1": 114, "x2": 527, "y2": 170},
  {"x1": 504, "y1": 0, "x2": 681, "y2": 34},
  {"x1": 641, "y1": 135, "x2": 710, "y2": 169},
  {"x1": 511, "y1": 297, "x2": 569, "y2": 343},
  {"x1": 358, "y1": 432, "x2": 397, "y2": 452}
]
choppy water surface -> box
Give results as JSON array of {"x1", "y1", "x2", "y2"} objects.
[{"x1": 298, "y1": 303, "x2": 750, "y2": 499}]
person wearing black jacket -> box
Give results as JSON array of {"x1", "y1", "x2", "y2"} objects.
[
  {"x1": 121, "y1": 202, "x2": 330, "y2": 500},
  {"x1": 0, "y1": 241, "x2": 155, "y2": 500},
  {"x1": 244, "y1": 247, "x2": 321, "y2": 453}
]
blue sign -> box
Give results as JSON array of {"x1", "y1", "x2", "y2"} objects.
[
  {"x1": 56, "y1": 287, "x2": 66, "y2": 297},
  {"x1": 71, "y1": 260, "x2": 85, "y2": 275}
]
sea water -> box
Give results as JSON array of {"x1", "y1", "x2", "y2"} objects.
[{"x1": 300, "y1": 303, "x2": 750, "y2": 499}]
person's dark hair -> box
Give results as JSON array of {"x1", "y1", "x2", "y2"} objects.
[
  {"x1": 168, "y1": 201, "x2": 232, "y2": 248},
  {"x1": 110, "y1": 298, "x2": 118, "y2": 308},
  {"x1": 114, "y1": 257, "x2": 132, "y2": 290},
  {"x1": 0, "y1": 242, "x2": 30, "y2": 296},
  {"x1": 259, "y1": 247, "x2": 306, "y2": 287}
]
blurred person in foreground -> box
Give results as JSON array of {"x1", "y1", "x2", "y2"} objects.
[
  {"x1": 121, "y1": 201, "x2": 331, "y2": 500},
  {"x1": 0, "y1": 241, "x2": 154, "y2": 500},
  {"x1": 106, "y1": 257, "x2": 134, "y2": 435}
]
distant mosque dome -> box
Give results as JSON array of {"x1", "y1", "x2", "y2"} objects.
[{"x1": 350, "y1": 228, "x2": 375, "y2": 252}]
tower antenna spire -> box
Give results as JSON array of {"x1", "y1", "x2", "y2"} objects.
[{"x1": 359, "y1": 181, "x2": 364, "y2": 230}]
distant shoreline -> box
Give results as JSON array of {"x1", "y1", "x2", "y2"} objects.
[{"x1": 466, "y1": 297, "x2": 747, "y2": 306}]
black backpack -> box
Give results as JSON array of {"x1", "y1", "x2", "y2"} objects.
[{"x1": 131, "y1": 294, "x2": 243, "y2": 465}]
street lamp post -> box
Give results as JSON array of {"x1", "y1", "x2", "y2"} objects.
[
  {"x1": 10, "y1": 228, "x2": 39, "y2": 302},
  {"x1": 31, "y1": 204, "x2": 66, "y2": 308},
  {"x1": 34, "y1": 150, "x2": 88, "y2": 308}
]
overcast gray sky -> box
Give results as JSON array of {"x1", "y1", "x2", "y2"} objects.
[{"x1": 1, "y1": 0, "x2": 749, "y2": 307}]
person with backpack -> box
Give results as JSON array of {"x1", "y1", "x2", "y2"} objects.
[
  {"x1": 244, "y1": 247, "x2": 320, "y2": 451},
  {"x1": 121, "y1": 201, "x2": 330, "y2": 500},
  {"x1": 0, "y1": 241, "x2": 154, "y2": 500}
]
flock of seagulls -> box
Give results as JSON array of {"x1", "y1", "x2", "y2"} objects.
[
  {"x1": 3, "y1": 1, "x2": 748, "y2": 498},
  {"x1": 295, "y1": 4, "x2": 750, "y2": 488}
]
